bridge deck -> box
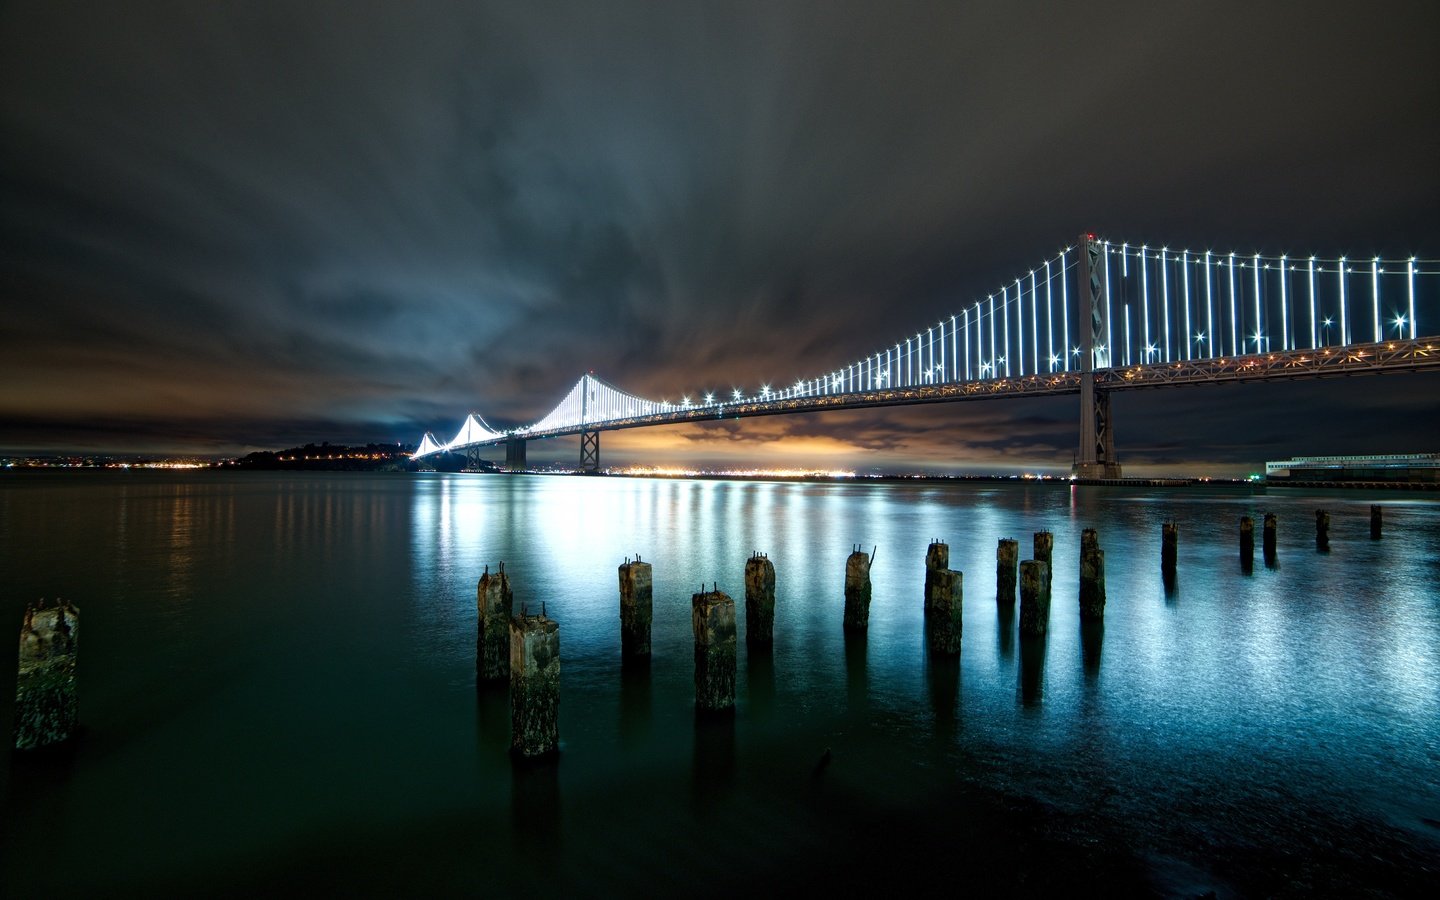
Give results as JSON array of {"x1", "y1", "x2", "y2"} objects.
[{"x1": 467, "y1": 337, "x2": 1438, "y2": 445}]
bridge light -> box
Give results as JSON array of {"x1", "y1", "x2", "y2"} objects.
[
  {"x1": 704, "y1": 392, "x2": 714, "y2": 404},
  {"x1": 1393, "y1": 314, "x2": 1407, "y2": 334}
]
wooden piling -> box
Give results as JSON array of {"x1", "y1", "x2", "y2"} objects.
[
  {"x1": 1161, "y1": 522, "x2": 1178, "y2": 579},
  {"x1": 1079, "y1": 528, "x2": 1106, "y2": 623},
  {"x1": 1033, "y1": 531, "x2": 1054, "y2": 594},
  {"x1": 477, "y1": 563, "x2": 514, "y2": 682},
  {"x1": 692, "y1": 589, "x2": 737, "y2": 712},
  {"x1": 15, "y1": 599, "x2": 79, "y2": 750},
  {"x1": 744, "y1": 553, "x2": 776, "y2": 644},
  {"x1": 996, "y1": 539, "x2": 1019, "y2": 605},
  {"x1": 927, "y1": 569, "x2": 963, "y2": 655},
  {"x1": 1371, "y1": 504, "x2": 1383, "y2": 540},
  {"x1": 844, "y1": 546, "x2": 874, "y2": 631},
  {"x1": 618, "y1": 557, "x2": 653, "y2": 658},
  {"x1": 924, "y1": 541, "x2": 949, "y2": 617},
  {"x1": 1240, "y1": 517, "x2": 1254, "y2": 571},
  {"x1": 1315, "y1": 510, "x2": 1330, "y2": 552},
  {"x1": 509, "y1": 610, "x2": 560, "y2": 758},
  {"x1": 1263, "y1": 513, "x2": 1277, "y2": 565},
  {"x1": 1018, "y1": 560, "x2": 1050, "y2": 637}
]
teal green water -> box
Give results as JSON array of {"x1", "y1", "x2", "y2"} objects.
[{"x1": 1, "y1": 472, "x2": 1437, "y2": 895}]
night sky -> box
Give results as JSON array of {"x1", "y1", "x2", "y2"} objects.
[{"x1": 3, "y1": 1, "x2": 1437, "y2": 473}]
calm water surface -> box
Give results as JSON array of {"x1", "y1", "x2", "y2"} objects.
[{"x1": 1, "y1": 472, "x2": 1437, "y2": 895}]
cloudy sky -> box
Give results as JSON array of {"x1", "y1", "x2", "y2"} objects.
[{"x1": 2, "y1": 1, "x2": 1437, "y2": 473}]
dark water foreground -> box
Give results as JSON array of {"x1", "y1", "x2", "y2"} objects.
[{"x1": 1, "y1": 472, "x2": 1436, "y2": 896}]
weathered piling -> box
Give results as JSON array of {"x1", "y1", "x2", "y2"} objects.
[
  {"x1": 1161, "y1": 522, "x2": 1178, "y2": 580},
  {"x1": 996, "y1": 538, "x2": 1019, "y2": 605},
  {"x1": 927, "y1": 569, "x2": 963, "y2": 655},
  {"x1": 1079, "y1": 528, "x2": 1106, "y2": 622},
  {"x1": 1315, "y1": 510, "x2": 1330, "y2": 552},
  {"x1": 1240, "y1": 517, "x2": 1254, "y2": 571},
  {"x1": 924, "y1": 541, "x2": 949, "y2": 617},
  {"x1": 1033, "y1": 531, "x2": 1054, "y2": 594},
  {"x1": 509, "y1": 608, "x2": 560, "y2": 758},
  {"x1": 692, "y1": 588, "x2": 737, "y2": 712},
  {"x1": 1018, "y1": 560, "x2": 1050, "y2": 637},
  {"x1": 744, "y1": 553, "x2": 776, "y2": 645},
  {"x1": 844, "y1": 546, "x2": 874, "y2": 631},
  {"x1": 1263, "y1": 513, "x2": 1278, "y2": 565},
  {"x1": 1371, "y1": 504, "x2": 1383, "y2": 540},
  {"x1": 477, "y1": 563, "x2": 514, "y2": 682},
  {"x1": 15, "y1": 599, "x2": 79, "y2": 750},
  {"x1": 618, "y1": 556, "x2": 653, "y2": 658}
]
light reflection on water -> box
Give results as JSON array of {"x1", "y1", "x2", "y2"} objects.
[{"x1": 1, "y1": 471, "x2": 1437, "y2": 894}]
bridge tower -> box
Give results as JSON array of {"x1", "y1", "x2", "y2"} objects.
[
  {"x1": 579, "y1": 374, "x2": 600, "y2": 473},
  {"x1": 504, "y1": 437, "x2": 527, "y2": 473},
  {"x1": 1074, "y1": 233, "x2": 1122, "y2": 479}
]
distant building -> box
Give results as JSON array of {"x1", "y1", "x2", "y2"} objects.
[{"x1": 1265, "y1": 453, "x2": 1440, "y2": 485}]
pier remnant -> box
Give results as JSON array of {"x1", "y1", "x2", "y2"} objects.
[
  {"x1": 744, "y1": 553, "x2": 777, "y2": 645},
  {"x1": 924, "y1": 541, "x2": 949, "y2": 617},
  {"x1": 1315, "y1": 510, "x2": 1330, "y2": 552},
  {"x1": 509, "y1": 608, "x2": 560, "y2": 758},
  {"x1": 1263, "y1": 513, "x2": 1278, "y2": 565},
  {"x1": 1240, "y1": 517, "x2": 1254, "y2": 572},
  {"x1": 15, "y1": 599, "x2": 79, "y2": 750},
  {"x1": 1161, "y1": 522, "x2": 1178, "y2": 580},
  {"x1": 1033, "y1": 531, "x2": 1054, "y2": 593},
  {"x1": 692, "y1": 588, "x2": 737, "y2": 712},
  {"x1": 996, "y1": 539, "x2": 1019, "y2": 605},
  {"x1": 1371, "y1": 505, "x2": 1383, "y2": 540},
  {"x1": 927, "y1": 569, "x2": 963, "y2": 654},
  {"x1": 477, "y1": 563, "x2": 514, "y2": 682},
  {"x1": 1018, "y1": 561, "x2": 1050, "y2": 637},
  {"x1": 1079, "y1": 528, "x2": 1106, "y2": 622},
  {"x1": 618, "y1": 557, "x2": 653, "y2": 658},
  {"x1": 844, "y1": 546, "x2": 874, "y2": 631}
]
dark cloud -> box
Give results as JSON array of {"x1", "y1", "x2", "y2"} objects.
[{"x1": 2, "y1": 1, "x2": 1437, "y2": 469}]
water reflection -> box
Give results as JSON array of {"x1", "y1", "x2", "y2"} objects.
[
  {"x1": 618, "y1": 658, "x2": 652, "y2": 746},
  {"x1": 996, "y1": 602, "x2": 1015, "y2": 659},
  {"x1": 844, "y1": 634, "x2": 868, "y2": 713},
  {"x1": 1080, "y1": 621, "x2": 1104, "y2": 681},
  {"x1": 925, "y1": 652, "x2": 961, "y2": 740},
  {"x1": 1019, "y1": 635, "x2": 1046, "y2": 708},
  {"x1": 691, "y1": 710, "x2": 736, "y2": 814},
  {"x1": 509, "y1": 757, "x2": 561, "y2": 868},
  {"x1": 745, "y1": 645, "x2": 775, "y2": 721}
]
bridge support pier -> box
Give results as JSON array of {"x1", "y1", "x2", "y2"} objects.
[
  {"x1": 505, "y1": 438, "x2": 527, "y2": 473},
  {"x1": 579, "y1": 430, "x2": 600, "y2": 473},
  {"x1": 1074, "y1": 234, "x2": 1123, "y2": 479}
]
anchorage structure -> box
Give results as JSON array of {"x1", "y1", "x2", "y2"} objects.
[{"x1": 413, "y1": 234, "x2": 1439, "y2": 474}]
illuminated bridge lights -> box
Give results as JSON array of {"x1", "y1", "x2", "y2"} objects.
[{"x1": 412, "y1": 240, "x2": 1439, "y2": 459}]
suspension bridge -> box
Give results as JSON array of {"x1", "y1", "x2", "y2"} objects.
[{"x1": 412, "y1": 234, "x2": 1440, "y2": 476}]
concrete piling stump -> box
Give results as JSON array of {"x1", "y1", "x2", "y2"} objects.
[
  {"x1": 618, "y1": 557, "x2": 653, "y2": 658},
  {"x1": 924, "y1": 541, "x2": 949, "y2": 617},
  {"x1": 1079, "y1": 528, "x2": 1106, "y2": 622},
  {"x1": 1018, "y1": 560, "x2": 1051, "y2": 637},
  {"x1": 1263, "y1": 513, "x2": 1278, "y2": 565},
  {"x1": 744, "y1": 553, "x2": 776, "y2": 645},
  {"x1": 477, "y1": 563, "x2": 514, "y2": 682},
  {"x1": 927, "y1": 570, "x2": 963, "y2": 655},
  {"x1": 996, "y1": 539, "x2": 1019, "y2": 605},
  {"x1": 692, "y1": 588, "x2": 737, "y2": 712},
  {"x1": 1371, "y1": 505, "x2": 1383, "y2": 540},
  {"x1": 844, "y1": 546, "x2": 874, "y2": 632},
  {"x1": 1161, "y1": 522, "x2": 1178, "y2": 579},
  {"x1": 1033, "y1": 532, "x2": 1054, "y2": 594},
  {"x1": 1240, "y1": 517, "x2": 1255, "y2": 571},
  {"x1": 509, "y1": 609, "x2": 560, "y2": 758},
  {"x1": 1315, "y1": 510, "x2": 1331, "y2": 552},
  {"x1": 15, "y1": 599, "x2": 80, "y2": 750}
]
